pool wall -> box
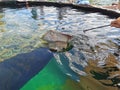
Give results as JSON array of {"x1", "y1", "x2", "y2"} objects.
[{"x1": 0, "y1": 1, "x2": 120, "y2": 18}]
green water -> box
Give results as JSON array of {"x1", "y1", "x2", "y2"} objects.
[
  {"x1": 21, "y1": 58, "x2": 81, "y2": 90},
  {"x1": 21, "y1": 58, "x2": 66, "y2": 90}
]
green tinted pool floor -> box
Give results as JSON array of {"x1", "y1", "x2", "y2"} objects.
[{"x1": 21, "y1": 58, "x2": 81, "y2": 90}]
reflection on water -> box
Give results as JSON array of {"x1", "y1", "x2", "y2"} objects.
[
  {"x1": 31, "y1": 7, "x2": 38, "y2": 19},
  {"x1": 0, "y1": 5, "x2": 120, "y2": 90}
]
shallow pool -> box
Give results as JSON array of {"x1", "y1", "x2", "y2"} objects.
[{"x1": 0, "y1": 5, "x2": 120, "y2": 90}]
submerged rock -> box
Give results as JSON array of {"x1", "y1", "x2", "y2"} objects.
[
  {"x1": 42, "y1": 30, "x2": 72, "y2": 42},
  {"x1": 42, "y1": 30, "x2": 73, "y2": 52}
]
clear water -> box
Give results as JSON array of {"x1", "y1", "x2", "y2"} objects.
[{"x1": 0, "y1": 5, "x2": 120, "y2": 90}]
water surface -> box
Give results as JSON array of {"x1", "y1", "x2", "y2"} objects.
[{"x1": 0, "y1": 5, "x2": 120, "y2": 90}]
